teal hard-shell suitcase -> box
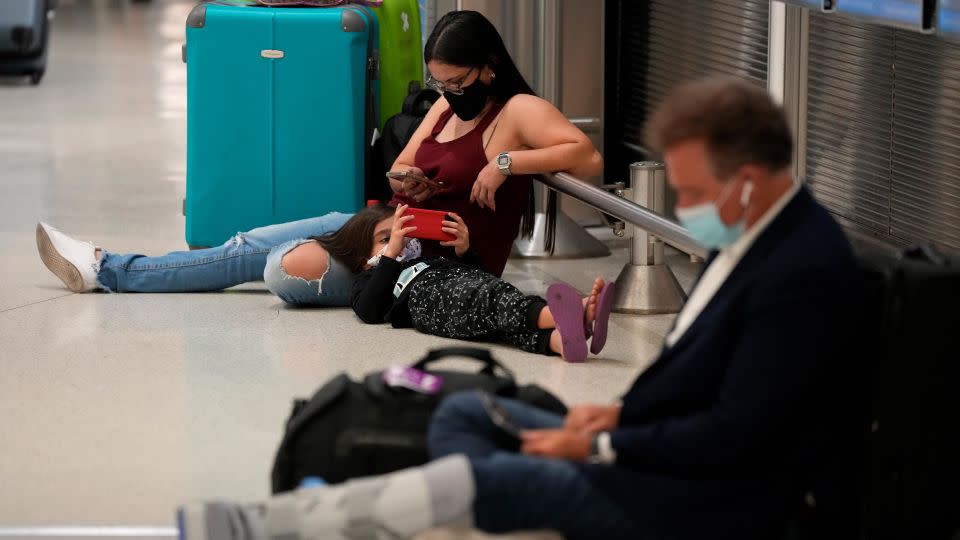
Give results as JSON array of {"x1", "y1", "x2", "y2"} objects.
[{"x1": 183, "y1": 2, "x2": 378, "y2": 247}]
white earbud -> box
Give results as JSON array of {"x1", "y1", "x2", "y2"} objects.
[{"x1": 740, "y1": 181, "x2": 754, "y2": 207}]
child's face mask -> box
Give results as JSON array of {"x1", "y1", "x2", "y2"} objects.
[{"x1": 367, "y1": 237, "x2": 422, "y2": 267}]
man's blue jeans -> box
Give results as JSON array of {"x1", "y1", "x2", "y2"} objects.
[
  {"x1": 428, "y1": 392, "x2": 643, "y2": 540},
  {"x1": 96, "y1": 213, "x2": 354, "y2": 305}
]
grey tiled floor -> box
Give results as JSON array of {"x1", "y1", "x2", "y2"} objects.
[{"x1": 0, "y1": 0, "x2": 697, "y2": 535}]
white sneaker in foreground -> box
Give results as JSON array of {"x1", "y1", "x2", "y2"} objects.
[
  {"x1": 177, "y1": 502, "x2": 266, "y2": 540},
  {"x1": 36, "y1": 222, "x2": 100, "y2": 292}
]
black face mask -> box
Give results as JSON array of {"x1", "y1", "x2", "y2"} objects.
[{"x1": 444, "y1": 79, "x2": 491, "y2": 121}]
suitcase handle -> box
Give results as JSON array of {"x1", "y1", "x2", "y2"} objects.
[{"x1": 412, "y1": 347, "x2": 516, "y2": 381}]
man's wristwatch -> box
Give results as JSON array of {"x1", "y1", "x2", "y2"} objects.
[
  {"x1": 496, "y1": 152, "x2": 513, "y2": 176},
  {"x1": 587, "y1": 431, "x2": 617, "y2": 464}
]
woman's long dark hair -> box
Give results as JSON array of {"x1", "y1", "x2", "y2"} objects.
[
  {"x1": 310, "y1": 204, "x2": 394, "y2": 273},
  {"x1": 424, "y1": 11, "x2": 536, "y2": 102}
]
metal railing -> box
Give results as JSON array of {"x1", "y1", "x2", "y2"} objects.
[
  {"x1": 532, "y1": 165, "x2": 706, "y2": 314},
  {"x1": 538, "y1": 171, "x2": 709, "y2": 259}
]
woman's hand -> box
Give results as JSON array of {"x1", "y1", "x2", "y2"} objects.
[
  {"x1": 563, "y1": 404, "x2": 622, "y2": 435},
  {"x1": 440, "y1": 212, "x2": 470, "y2": 257},
  {"x1": 521, "y1": 429, "x2": 591, "y2": 461},
  {"x1": 399, "y1": 167, "x2": 440, "y2": 203},
  {"x1": 384, "y1": 204, "x2": 417, "y2": 259},
  {"x1": 470, "y1": 160, "x2": 508, "y2": 211}
]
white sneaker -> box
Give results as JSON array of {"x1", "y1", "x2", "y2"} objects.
[{"x1": 35, "y1": 222, "x2": 100, "y2": 292}]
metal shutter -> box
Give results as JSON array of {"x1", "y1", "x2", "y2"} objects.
[
  {"x1": 805, "y1": 12, "x2": 960, "y2": 252},
  {"x1": 805, "y1": 15, "x2": 895, "y2": 236},
  {"x1": 890, "y1": 32, "x2": 960, "y2": 252},
  {"x1": 619, "y1": 0, "x2": 770, "y2": 153}
]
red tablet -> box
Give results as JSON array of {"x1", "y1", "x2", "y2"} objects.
[{"x1": 406, "y1": 208, "x2": 457, "y2": 242}]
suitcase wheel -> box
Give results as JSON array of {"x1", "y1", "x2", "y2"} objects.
[{"x1": 30, "y1": 70, "x2": 44, "y2": 85}]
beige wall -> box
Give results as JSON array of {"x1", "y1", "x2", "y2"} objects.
[{"x1": 557, "y1": 1, "x2": 604, "y2": 224}]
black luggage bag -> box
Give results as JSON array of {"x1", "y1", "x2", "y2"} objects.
[
  {"x1": 271, "y1": 347, "x2": 567, "y2": 493},
  {"x1": 787, "y1": 244, "x2": 960, "y2": 540},
  {"x1": 858, "y1": 245, "x2": 960, "y2": 540}
]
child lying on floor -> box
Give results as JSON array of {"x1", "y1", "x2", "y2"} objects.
[{"x1": 351, "y1": 204, "x2": 616, "y2": 362}]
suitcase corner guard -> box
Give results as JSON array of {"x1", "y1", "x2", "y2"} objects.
[{"x1": 187, "y1": 3, "x2": 207, "y2": 29}]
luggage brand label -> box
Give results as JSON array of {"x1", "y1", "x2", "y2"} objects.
[{"x1": 261, "y1": 50, "x2": 284, "y2": 59}]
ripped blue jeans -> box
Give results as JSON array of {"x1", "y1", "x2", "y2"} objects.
[{"x1": 95, "y1": 213, "x2": 355, "y2": 306}]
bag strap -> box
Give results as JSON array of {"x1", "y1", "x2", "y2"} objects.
[
  {"x1": 354, "y1": 4, "x2": 379, "y2": 192},
  {"x1": 412, "y1": 347, "x2": 516, "y2": 380}
]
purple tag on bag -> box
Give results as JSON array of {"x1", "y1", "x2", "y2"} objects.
[{"x1": 382, "y1": 365, "x2": 443, "y2": 395}]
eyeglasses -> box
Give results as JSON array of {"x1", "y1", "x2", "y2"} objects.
[{"x1": 424, "y1": 67, "x2": 477, "y2": 96}]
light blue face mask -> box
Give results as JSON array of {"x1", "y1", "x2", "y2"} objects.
[{"x1": 675, "y1": 180, "x2": 752, "y2": 250}]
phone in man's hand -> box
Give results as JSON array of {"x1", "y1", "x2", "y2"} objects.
[{"x1": 478, "y1": 391, "x2": 523, "y2": 439}]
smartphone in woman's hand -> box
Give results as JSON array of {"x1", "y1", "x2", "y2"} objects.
[{"x1": 386, "y1": 170, "x2": 445, "y2": 189}]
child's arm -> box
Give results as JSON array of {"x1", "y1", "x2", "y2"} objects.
[
  {"x1": 351, "y1": 259, "x2": 404, "y2": 324},
  {"x1": 441, "y1": 212, "x2": 471, "y2": 258},
  {"x1": 352, "y1": 204, "x2": 418, "y2": 324},
  {"x1": 440, "y1": 212, "x2": 487, "y2": 270}
]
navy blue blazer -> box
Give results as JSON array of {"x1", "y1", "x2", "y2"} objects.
[{"x1": 581, "y1": 187, "x2": 862, "y2": 540}]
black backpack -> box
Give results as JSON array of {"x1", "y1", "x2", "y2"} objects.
[
  {"x1": 270, "y1": 347, "x2": 567, "y2": 493},
  {"x1": 366, "y1": 82, "x2": 440, "y2": 202}
]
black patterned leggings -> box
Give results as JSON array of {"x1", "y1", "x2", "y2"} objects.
[{"x1": 406, "y1": 267, "x2": 554, "y2": 355}]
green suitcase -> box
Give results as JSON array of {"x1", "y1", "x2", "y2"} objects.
[{"x1": 372, "y1": 0, "x2": 423, "y2": 128}]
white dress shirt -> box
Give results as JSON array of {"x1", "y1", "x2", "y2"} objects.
[{"x1": 664, "y1": 182, "x2": 802, "y2": 348}]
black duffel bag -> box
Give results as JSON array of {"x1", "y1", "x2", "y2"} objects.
[{"x1": 270, "y1": 347, "x2": 567, "y2": 493}]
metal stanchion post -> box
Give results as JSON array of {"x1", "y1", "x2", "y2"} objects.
[{"x1": 611, "y1": 162, "x2": 687, "y2": 314}]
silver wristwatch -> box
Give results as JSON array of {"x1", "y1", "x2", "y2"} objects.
[{"x1": 496, "y1": 152, "x2": 513, "y2": 176}]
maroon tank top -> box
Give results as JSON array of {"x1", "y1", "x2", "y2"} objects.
[{"x1": 391, "y1": 101, "x2": 532, "y2": 277}]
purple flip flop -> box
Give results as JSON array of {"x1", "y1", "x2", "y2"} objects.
[
  {"x1": 546, "y1": 282, "x2": 588, "y2": 363},
  {"x1": 590, "y1": 281, "x2": 617, "y2": 354}
]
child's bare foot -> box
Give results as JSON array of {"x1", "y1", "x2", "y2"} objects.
[
  {"x1": 548, "y1": 277, "x2": 603, "y2": 358},
  {"x1": 583, "y1": 277, "x2": 605, "y2": 332},
  {"x1": 545, "y1": 280, "x2": 607, "y2": 363},
  {"x1": 549, "y1": 329, "x2": 563, "y2": 356},
  {"x1": 590, "y1": 279, "x2": 617, "y2": 355},
  {"x1": 538, "y1": 277, "x2": 606, "y2": 331}
]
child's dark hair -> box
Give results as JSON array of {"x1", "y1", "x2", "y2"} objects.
[{"x1": 310, "y1": 204, "x2": 394, "y2": 273}]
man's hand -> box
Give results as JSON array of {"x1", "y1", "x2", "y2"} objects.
[
  {"x1": 521, "y1": 429, "x2": 591, "y2": 461},
  {"x1": 440, "y1": 212, "x2": 470, "y2": 257},
  {"x1": 384, "y1": 204, "x2": 416, "y2": 259},
  {"x1": 563, "y1": 404, "x2": 622, "y2": 434}
]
